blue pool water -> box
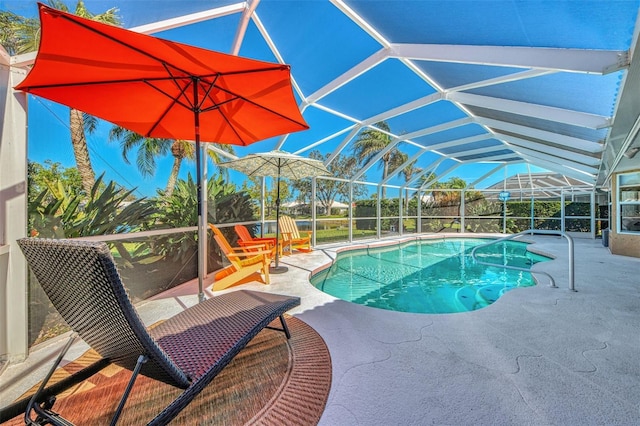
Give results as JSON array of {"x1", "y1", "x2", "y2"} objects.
[{"x1": 310, "y1": 238, "x2": 551, "y2": 314}]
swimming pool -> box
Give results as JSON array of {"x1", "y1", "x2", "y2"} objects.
[{"x1": 310, "y1": 238, "x2": 551, "y2": 314}]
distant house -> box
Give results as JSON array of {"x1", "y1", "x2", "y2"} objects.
[{"x1": 282, "y1": 200, "x2": 351, "y2": 215}]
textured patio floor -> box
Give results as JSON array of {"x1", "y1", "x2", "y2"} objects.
[{"x1": 2, "y1": 234, "x2": 639, "y2": 425}]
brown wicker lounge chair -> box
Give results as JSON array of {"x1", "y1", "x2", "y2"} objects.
[{"x1": 16, "y1": 238, "x2": 300, "y2": 426}]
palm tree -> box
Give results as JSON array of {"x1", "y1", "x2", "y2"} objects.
[
  {"x1": 352, "y1": 121, "x2": 405, "y2": 199},
  {"x1": 3, "y1": 1, "x2": 121, "y2": 194},
  {"x1": 401, "y1": 161, "x2": 420, "y2": 214},
  {"x1": 0, "y1": 11, "x2": 39, "y2": 55},
  {"x1": 109, "y1": 127, "x2": 235, "y2": 198}
]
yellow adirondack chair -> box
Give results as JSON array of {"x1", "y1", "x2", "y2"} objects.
[
  {"x1": 278, "y1": 215, "x2": 312, "y2": 253},
  {"x1": 209, "y1": 224, "x2": 271, "y2": 291}
]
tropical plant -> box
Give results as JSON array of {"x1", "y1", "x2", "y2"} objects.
[
  {"x1": 108, "y1": 126, "x2": 235, "y2": 198},
  {"x1": 152, "y1": 174, "x2": 256, "y2": 264},
  {"x1": 4, "y1": 0, "x2": 122, "y2": 193},
  {"x1": 28, "y1": 173, "x2": 156, "y2": 239},
  {"x1": 28, "y1": 160, "x2": 83, "y2": 203},
  {"x1": 351, "y1": 121, "x2": 406, "y2": 199}
]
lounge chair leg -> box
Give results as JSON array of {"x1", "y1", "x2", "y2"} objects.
[
  {"x1": 109, "y1": 354, "x2": 148, "y2": 426},
  {"x1": 25, "y1": 333, "x2": 78, "y2": 426},
  {"x1": 280, "y1": 315, "x2": 292, "y2": 339},
  {"x1": 265, "y1": 315, "x2": 292, "y2": 339}
]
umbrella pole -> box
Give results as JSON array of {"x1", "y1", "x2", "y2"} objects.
[
  {"x1": 196, "y1": 143, "x2": 206, "y2": 302},
  {"x1": 194, "y1": 81, "x2": 206, "y2": 302},
  {"x1": 272, "y1": 162, "x2": 288, "y2": 273}
]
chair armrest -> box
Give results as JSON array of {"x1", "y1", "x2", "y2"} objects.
[
  {"x1": 226, "y1": 250, "x2": 272, "y2": 258},
  {"x1": 238, "y1": 241, "x2": 273, "y2": 249},
  {"x1": 232, "y1": 243, "x2": 268, "y2": 251}
]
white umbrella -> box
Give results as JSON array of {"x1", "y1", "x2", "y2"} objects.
[{"x1": 220, "y1": 150, "x2": 330, "y2": 272}]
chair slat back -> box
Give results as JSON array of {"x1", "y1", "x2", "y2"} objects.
[
  {"x1": 279, "y1": 215, "x2": 301, "y2": 239},
  {"x1": 18, "y1": 238, "x2": 190, "y2": 388},
  {"x1": 234, "y1": 225, "x2": 253, "y2": 243},
  {"x1": 213, "y1": 234, "x2": 240, "y2": 267}
]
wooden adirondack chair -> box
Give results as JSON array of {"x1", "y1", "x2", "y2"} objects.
[
  {"x1": 209, "y1": 224, "x2": 271, "y2": 291},
  {"x1": 278, "y1": 215, "x2": 312, "y2": 253},
  {"x1": 234, "y1": 224, "x2": 280, "y2": 258}
]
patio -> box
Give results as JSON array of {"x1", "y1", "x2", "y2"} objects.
[{"x1": 1, "y1": 235, "x2": 638, "y2": 424}]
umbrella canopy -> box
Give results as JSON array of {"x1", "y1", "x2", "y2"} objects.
[
  {"x1": 220, "y1": 150, "x2": 330, "y2": 271},
  {"x1": 15, "y1": 4, "x2": 308, "y2": 144},
  {"x1": 219, "y1": 150, "x2": 330, "y2": 180},
  {"x1": 15, "y1": 4, "x2": 309, "y2": 300}
]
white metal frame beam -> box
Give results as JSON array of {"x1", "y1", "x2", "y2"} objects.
[
  {"x1": 477, "y1": 117, "x2": 604, "y2": 153},
  {"x1": 448, "y1": 145, "x2": 510, "y2": 159},
  {"x1": 389, "y1": 43, "x2": 628, "y2": 74},
  {"x1": 402, "y1": 117, "x2": 473, "y2": 140},
  {"x1": 461, "y1": 153, "x2": 516, "y2": 163},
  {"x1": 305, "y1": 48, "x2": 389, "y2": 104},
  {"x1": 514, "y1": 148, "x2": 598, "y2": 176},
  {"x1": 130, "y1": 2, "x2": 245, "y2": 34},
  {"x1": 521, "y1": 157, "x2": 596, "y2": 183},
  {"x1": 447, "y1": 69, "x2": 555, "y2": 93},
  {"x1": 425, "y1": 134, "x2": 495, "y2": 152},
  {"x1": 497, "y1": 133, "x2": 601, "y2": 166},
  {"x1": 448, "y1": 92, "x2": 612, "y2": 129}
]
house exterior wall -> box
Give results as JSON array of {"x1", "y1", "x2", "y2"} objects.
[
  {"x1": 609, "y1": 170, "x2": 640, "y2": 258},
  {"x1": 0, "y1": 50, "x2": 29, "y2": 364}
]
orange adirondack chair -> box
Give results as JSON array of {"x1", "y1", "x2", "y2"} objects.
[
  {"x1": 209, "y1": 224, "x2": 271, "y2": 291},
  {"x1": 278, "y1": 215, "x2": 312, "y2": 253},
  {"x1": 234, "y1": 225, "x2": 280, "y2": 258}
]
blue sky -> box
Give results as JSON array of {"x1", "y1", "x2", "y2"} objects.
[{"x1": 9, "y1": 0, "x2": 617, "y2": 199}]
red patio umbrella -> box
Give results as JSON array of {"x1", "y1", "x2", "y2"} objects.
[{"x1": 15, "y1": 3, "x2": 309, "y2": 300}]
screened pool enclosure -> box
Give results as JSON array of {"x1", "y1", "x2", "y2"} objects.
[{"x1": 2, "y1": 0, "x2": 640, "y2": 363}]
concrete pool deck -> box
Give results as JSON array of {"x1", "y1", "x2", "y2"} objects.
[{"x1": 1, "y1": 234, "x2": 639, "y2": 425}]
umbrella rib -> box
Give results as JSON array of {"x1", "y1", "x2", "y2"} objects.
[
  {"x1": 144, "y1": 79, "x2": 194, "y2": 136},
  {"x1": 196, "y1": 75, "x2": 221, "y2": 111},
  {"x1": 163, "y1": 63, "x2": 198, "y2": 110},
  {"x1": 210, "y1": 84, "x2": 308, "y2": 129},
  {"x1": 247, "y1": 159, "x2": 278, "y2": 177},
  {"x1": 200, "y1": 97, "x2": 238, "y2": 113},
  {"x1": 18, "y1": 75, "x2": 195, "y2": 91},
  {"x1": 145, "y1": 79, "x2": 192, "y2": 109}
]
